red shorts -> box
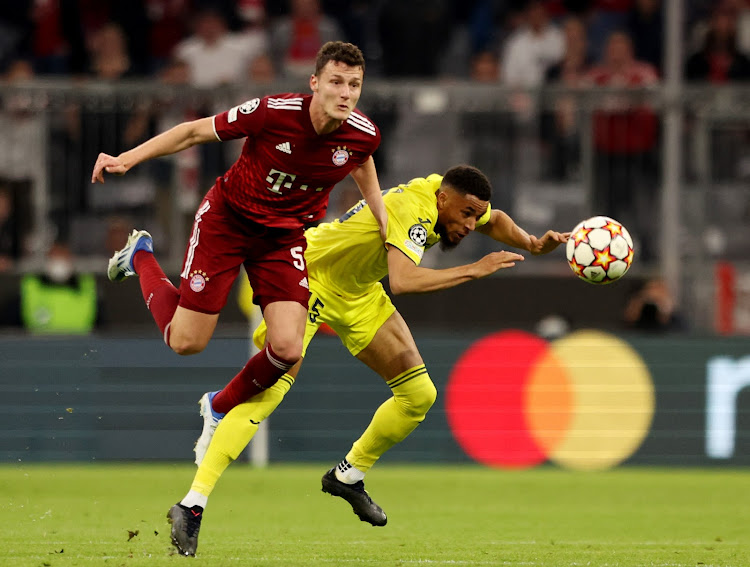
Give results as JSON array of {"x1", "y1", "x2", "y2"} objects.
[{"x1": 177, "y1": 186, "x2": 310, "y2": 314}]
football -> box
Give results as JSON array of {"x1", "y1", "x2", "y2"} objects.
[{"x1": 566, "y1": 216, "x2": 634, "y2": 284}]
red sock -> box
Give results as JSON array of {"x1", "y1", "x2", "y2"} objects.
[
  {"x1": 212, "y1": 345, "x2": 295, "y2": 414},
  {"x1": 133, "y1": 250, "x2": 179, "y2": 338}
]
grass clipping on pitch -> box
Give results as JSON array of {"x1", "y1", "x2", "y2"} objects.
[{"x1": 3, "y1": 463, "x2": 750, "y2": 566}]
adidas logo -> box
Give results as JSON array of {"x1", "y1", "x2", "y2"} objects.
[
  {"x1": 275, "y1": 142, "x2": 291, "y2": 154},
  {"x1": 298, "y1": 277, "x2": 309, "y2": 289}
]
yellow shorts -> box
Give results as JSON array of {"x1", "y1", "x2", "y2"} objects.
[{"x1": 253, "y1": 278, "x2": 396, "y2": 357}]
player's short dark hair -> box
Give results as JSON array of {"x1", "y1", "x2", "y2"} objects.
[
  {"x1": 314, "y1": 41, "x2": 365, "y2": 75},
  {"x1": 442, "y1": 165, "x2": 492, "y2": 201}
]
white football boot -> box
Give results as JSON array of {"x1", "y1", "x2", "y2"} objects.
[
  {"x1": 107, "y1": 229, "x2": 153, "y2": 282},
  {"x1": 194, "y1": 391, "x2": 225, "y2": 466}
]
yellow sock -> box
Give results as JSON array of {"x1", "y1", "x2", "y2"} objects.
[
  {"x1": 346, "y1": 365, "x2": 437, "y2": 472},
  {"x1": 190, "y1": 374, "x2": 294, "y2": 497}
]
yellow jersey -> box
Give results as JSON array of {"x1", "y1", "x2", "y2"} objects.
[{"x1": 304, "y1": 174, "x2": 491, "y2": 297}]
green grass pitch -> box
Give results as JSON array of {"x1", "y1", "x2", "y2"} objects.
[{"x1": 3, "y1": 463, "x2": 750, "y2": 566}]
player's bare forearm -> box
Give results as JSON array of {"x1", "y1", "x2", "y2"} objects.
[
  {"x1": 477, "y1": 209, "x2": 532, "y2": 249},
  {"x1": 387, "y1": 246, "x2": 523, "y2": 295},
  {"x1": 478, "y1": 209, "x2": 569, "y2": 255},
  {"x1": 91, "y1": 117, "x2": 216, "y2": 183},
  {"x1": 350, "y1": 157, "x2": 388, "y2": 240}
]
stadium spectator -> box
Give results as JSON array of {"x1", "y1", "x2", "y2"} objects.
[
  {"x1": 469, "y1": 50, "x2": 501, "y2": 83},
  {"x1": 50, "y1": 25, "x2": 152, "y2": 240},
  {"x1": 269, "y1": 0, "x2": 344, "y2": 78},
  {"x1": 688, "y1": 0, "x2": 750, "y2": 56},
  {"x1": 144, "y1": 0, "x2": 192, "y2": 73},
  {"x1": 0, "y1": 59, "x2": 43, "y2": 256},
  {"x1": 623, "y1": 277, "x2": 685, "y2": 332},
  {"x1": 29, "y1": 0, "x2": 88, "y2": 75},
  {"x1": 174, "y1": 7, "x2": 259, "y2": 87},
  {"x1": 501, "y1": 0, "x2": 564, "y2": 88},
  {"x1": 87, "y1": 23, "x2": 134, "y2": 80},
  {"x1": 0, "y1": 241, "x2": 100, "y2": 333},
  {"x1": 235, "y1": 0, "x2": 269, "y2": 84},
  {"x1": 587, "y1": 0, "x2": 633, "y2": 62},
  {"x1": 90, "y1": 43, "x2": 388, "y2": 557},
  {"x1": 583, "y1": 30, "x2": 659, "y2": 260},
  {"x1": 174, "y1": 8, "x2": 266, "y2": 191},
  {"x1": 685, "y1": 3, "x2": 750, "y2": 182},
  {"x1": 686, "y1": 2, "x2": 750, "y2": 82},
  {"x1": 176, "y1": 166, "x2": 568, "y2": 554},
  {"x1": 462, "y1": 49, "x2": 516, "y2": 211},
  {"x1": 542, "y1": 16, "x2": 591, "y2": 180},
  {"x1": 247, "y1": 53, "x2": 276, "y2": 84}
]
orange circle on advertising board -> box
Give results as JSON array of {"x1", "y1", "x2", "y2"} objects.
[{"x1": 445, "y1": 329, "x2": 654, "y2": 471}]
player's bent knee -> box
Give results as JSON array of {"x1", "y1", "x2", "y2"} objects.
[
  {"x1": 169, "y1": 334, "x2": 209, "y2": 356},
  {"x1": 268, "y1": 340, "x2": 303, "y2": 365},
  {"x1": 400, "y1": 374, "x2": 438, "y2": 420},
  {"x1": 413, "y1": 378, "x2": 438, "y2": 416}
]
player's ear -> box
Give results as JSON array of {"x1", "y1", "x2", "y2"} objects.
[
  {"x1": 310, "y1": 73, "x2": 318, "y2": 93},
  {"x1": 436, "y1": 190, "x2": 447, "y2": 210}
]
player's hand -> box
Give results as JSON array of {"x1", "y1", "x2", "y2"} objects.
[
  {"x1": 474, "y1": 250, "x2": 524, "y2": 278},
  {"x1": 91, "y1": 152, "x2": 128, "y2": 183},
  {"x1": 529, "y1": 231, "x2": 570, "y2": 255}
]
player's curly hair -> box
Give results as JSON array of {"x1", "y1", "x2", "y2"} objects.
[
  {"x1": 315, "y1": 41, "x2": 365, "y2": 75},
  {"x1": 442, "y1": 165, "x2": 492, "y2": 201}
]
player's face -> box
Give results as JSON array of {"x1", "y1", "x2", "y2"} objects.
[
  {"x1": 435, "y1": 188, "x2": 489, "y2": 250},
  {"x1": 310, "y1": 61, "x2": 364, "y2": 121}
]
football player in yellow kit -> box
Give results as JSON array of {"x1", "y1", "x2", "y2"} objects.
[{"x1": 172, "y1": 165, "x2": 569, "y2": 552}]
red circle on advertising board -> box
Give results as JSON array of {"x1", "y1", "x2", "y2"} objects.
[{"x1": 445, "y1": 330, "x2": 551, "y2": 468}]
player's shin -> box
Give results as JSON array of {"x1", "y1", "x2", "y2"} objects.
[
  {"x1": 211, "y1": 345, "x2": 295, "y2": 414},
  {"x1": 341, "y1": 365, "x2": 436, "y2": 479},
  {"x1": 184, "y1": 375, "x2": 294, "y2": 508},
  {"x1": 133, "y1": 251, "x2": 179, "y2": 337}
]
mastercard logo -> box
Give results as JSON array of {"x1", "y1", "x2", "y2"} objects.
[{"x1": 445, "y1": 330, "x2": 655, "y2": 471}]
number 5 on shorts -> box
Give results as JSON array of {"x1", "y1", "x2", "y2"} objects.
[
  {"x1": 309, "y1": 297, "x2": 324, "y2": 324},
  {"x1": 290, "y1": 246, "x2": 305, "y2": 271}
]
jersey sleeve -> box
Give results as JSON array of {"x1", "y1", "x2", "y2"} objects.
[
  {"x1": 384, "y1": 181, "x2": 434, "y2": 266},
  {"x1": 347, "y1": 111, "x2": 381, "y2": 166},
  {"x1": 358, "y1": 127, "x2": 381, "y2": 166},
  {"x1": 212, "y1": 97, "x2": 267, "y2": 141}
]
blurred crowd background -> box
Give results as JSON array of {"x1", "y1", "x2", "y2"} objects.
[
  {"x1": 0, "y1": 0, "x2": 749, "y2": 335},
  {"x1": 1, "y1": 0, "x2": 746, "y2": 81}
]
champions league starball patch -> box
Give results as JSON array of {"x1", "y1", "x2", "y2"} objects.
[
  {"x1": 408, "y1": 224, "x2": 428, "y2": 246},
  {"x1": 189, "y1": 270, "x2": 209, "y2": 292},
  {"x1": 331, "y1": 146, "x2": 350, "y2": 166},
  {"x1": 239, "y1": 98, "x2": 260, "y2": 114}
]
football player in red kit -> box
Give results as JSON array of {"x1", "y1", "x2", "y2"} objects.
[{"x1": 90, "y1": 41, "x2": 387, "y2": 554}]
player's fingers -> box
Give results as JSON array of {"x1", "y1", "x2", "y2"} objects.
[
  {"x1": 92, "y1": 154, "x2": 114, "y2": 183},
  {"x1": 93, "y1": 164, "x2": 106, "y2": 184}
]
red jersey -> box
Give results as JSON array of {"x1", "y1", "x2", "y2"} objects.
[
  {"x1": 584, "y1": 63, "x2": 659, "y2": 154},
  {"x1": 212, "y1": 93, "x2": 381, "y2": 229}
]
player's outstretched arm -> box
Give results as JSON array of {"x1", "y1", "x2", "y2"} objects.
[
  {"x1": 91, "y1": 117, "x2": 218, "y2": 183},
  {"x1": 350, "y1": 156, "x2": 388, "y2": 241},
  {"x1": 476, "y1": 209, "x2": 570, "y2": 255},
  {"x1": 386, "y1": 246, "x2": 523, "y2": 295}
]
